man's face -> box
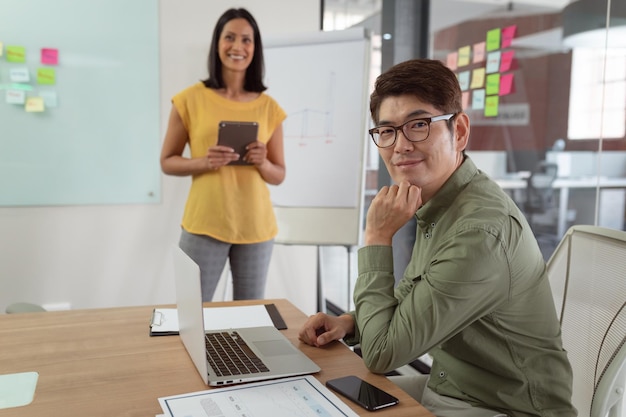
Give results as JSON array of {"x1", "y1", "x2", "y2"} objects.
[{"x1": 376, "y1": 94, "x2": 469, "y2": 202}]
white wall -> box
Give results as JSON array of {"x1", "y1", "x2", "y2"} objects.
[{"x1": 0, "y1": 0, "x2": 321, "y2": 315}]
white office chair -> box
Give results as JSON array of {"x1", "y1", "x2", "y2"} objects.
[
  {"x1": 5, "y1": 302, "x2": 46, "y2": 314},
  {"x1": 546, "y1": 225, "x2": 626, "y2": 417}
]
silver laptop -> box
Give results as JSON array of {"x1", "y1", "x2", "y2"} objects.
[{"x1": 172, "y1": 246, "x2": 320, "y2": 386}]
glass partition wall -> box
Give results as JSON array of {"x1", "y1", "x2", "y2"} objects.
[
  {"x1": 321, "y1": 0, "x2": 626, "y2": 313},
  {"x1": 326, "y1": 0, "x2": 626, "y2": 252},
  {"x1": 431, "y1": 0, "x2": 626, "y2": 259}
]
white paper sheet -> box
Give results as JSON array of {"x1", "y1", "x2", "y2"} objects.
[
  {"x1": 158, "y1": 375, "x2": 358, "y2": 417},
  {"x1": 150, "y1": 305, "x2": 275, "y2": 334}
]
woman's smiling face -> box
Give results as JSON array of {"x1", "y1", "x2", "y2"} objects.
[{"x1": 218, "y1": 18, "x2": 254, "y2": 72}]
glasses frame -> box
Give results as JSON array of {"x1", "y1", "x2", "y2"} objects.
[{"x1": 369, "y1": 113, "x2": 456, "y2": 148}]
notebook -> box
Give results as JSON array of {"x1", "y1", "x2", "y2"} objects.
[{"x1": 172, "y1": 246, "x2": 320, "y2": 386}]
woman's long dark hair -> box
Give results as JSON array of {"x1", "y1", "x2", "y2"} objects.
[{"x1": 202, "y1": 8, "x2": 267, "y2": 92}]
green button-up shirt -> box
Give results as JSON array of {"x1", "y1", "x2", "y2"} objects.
[{"x1": 348, "y1": 157, "x2": 576, "y2": 417}]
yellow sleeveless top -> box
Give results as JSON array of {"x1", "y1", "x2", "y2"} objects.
[{"x1": 172, "y1": 83, "x2": 286, "y2": 243}]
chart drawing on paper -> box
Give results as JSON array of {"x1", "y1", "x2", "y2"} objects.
[{"x1": 265, "y1": 32, "x2": 369, "y2": 209}]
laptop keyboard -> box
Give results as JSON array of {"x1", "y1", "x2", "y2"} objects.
[{"x1": 205, "y1": 331, "x2": 270, "y2": 376}]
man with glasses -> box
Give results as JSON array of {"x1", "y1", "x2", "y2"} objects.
[{"x1": 299, "y1": 59, "x2": 576, "y2": 417}]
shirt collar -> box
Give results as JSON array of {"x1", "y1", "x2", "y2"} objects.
[{"x1": 416, "y1": 155, "x2": 479, "y2": 228}]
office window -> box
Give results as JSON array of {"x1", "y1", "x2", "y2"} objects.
[{"x1": 568, "y1": 47, "x2": 626, "y2": 140}]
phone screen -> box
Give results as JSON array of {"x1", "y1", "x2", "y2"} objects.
[{"x1": 326, "y1": 375, "x2": 399, "y2": 411}]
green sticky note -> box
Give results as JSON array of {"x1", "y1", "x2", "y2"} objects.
[
  {"x1": 485, "y1": 95, "x2": 499, "y2": 117},
  {"x1": 486, "y1": 73, "x2": 500, "y2": 96},
  {"x1": 486, "y1": 28, "x2": 501, "y2": 52},
  {"x1": 0, "y1": 371, "x2": 39, "y2": 409},
  {"x1": 37, "y1": 67, "x2": 56, "y2": 85},
  {"x1": 6, "y1": 45, "x2": 26, "y2": 63}
]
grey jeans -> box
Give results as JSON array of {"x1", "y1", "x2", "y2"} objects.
[
  {"x1": 388, "y1": 374, "x2": 508, "y2": 417},
  {"x1": 179, "y1": 229, "x2": 274, "y2": 301}
]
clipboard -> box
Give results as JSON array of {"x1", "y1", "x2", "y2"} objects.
[
  {"x1": 217, "y1": 120, "x2": 258, "y2": 165},
  {"x1": 149, "y1": 303, "x2": 287, "y2": 336}
]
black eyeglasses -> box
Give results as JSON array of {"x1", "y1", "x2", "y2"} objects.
[{"x1": 369, "y1": 113, "x2": 456, "y2": 148}]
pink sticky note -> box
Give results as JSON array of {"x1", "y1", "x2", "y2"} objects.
[
  {"x1": 499, "y1": 50, "x2": 515, "y2": 72},
  {"x1": 473, "y1": 42, "x2": 486, "y2": 64},
  {"x1": 501, "y1": 25, "x2": 517, "y2": 48},
  {"x1": 447, "y1": 52, "x2": 458, "y2": 71},
  {"x1": 41, "y1": 48, "x2": 59, "y2": 65},
  {"x1": 499, "y1": 73, "x2": 515, "y2": 96},
  {"x1": 462, "y1": 91, "x2": 470, "y2": 109}
]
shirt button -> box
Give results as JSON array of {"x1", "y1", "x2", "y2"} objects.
[
  {"x1": 425, "y1": 233, "x2": 430, "y2": 239},
  {"x1": 439, "y1": 371, "x2": 446, "y2": 378},
  {"x1": 431, "y1": 222, "x2": 436, "y2": 227}
]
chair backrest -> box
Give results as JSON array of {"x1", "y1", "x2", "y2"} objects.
[
  {"x1": 526, "y1": 161, "x2": 558, "y2": 211},
  {"x1": 546, "y1": 225, "x2": 626, "y2": 417},
  {"x1": 5, "y1": 302, "x2": 46, "y2": 314}
]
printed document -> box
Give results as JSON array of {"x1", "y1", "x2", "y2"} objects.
[{"x1": 158, "y1": 375, "x2": 358, "y2": 417}]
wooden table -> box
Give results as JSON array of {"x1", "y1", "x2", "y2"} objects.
[{"x1": 0, "y1": 299, "x2": 434, "y2": 417}]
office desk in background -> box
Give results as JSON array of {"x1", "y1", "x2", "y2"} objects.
[
  {"x1": 496, "y1": 175, "x2": 626, "y2": 237},
  {"x1": 0, "y1": 299, "x2": 433, "y2": 417}
]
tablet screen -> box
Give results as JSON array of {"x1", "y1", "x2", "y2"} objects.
[{"x1": 217, "y1": 121, "x2": 258, "y2": 166}]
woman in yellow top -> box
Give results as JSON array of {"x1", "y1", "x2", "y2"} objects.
[{"x1": 160, "y1": 8, "x2": 286, "y2": 301}]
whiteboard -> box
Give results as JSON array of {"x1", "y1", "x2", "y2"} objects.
[
  {"x1": 0, "y1": 0, "x2": 160, "y2": 206},
  {"x1": 264, "y1": 28, "x2": 371, "y2": 246}
]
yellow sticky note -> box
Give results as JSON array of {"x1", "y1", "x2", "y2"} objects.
[
  {"x1": 485, "y1": 95, "x2": 499, "y2": 117},
  {"x1": 470, "y1": 68, "x2": 486, "y2": 89},
  {"x1": 25, "y1": 97, "x2": 45, "y2": 112},
  {"x1": 37, "y1": 68, "x2": 56, "y2": 85},
  {"x1": 457, "y1": 45, "x2": 471, "y2": 67},
  {"x1": 486, "y1": 28, "x2": 501, "y2": 51},
  {"x1": 0, "y1": 42, "x2": 4, "y2": 57}
]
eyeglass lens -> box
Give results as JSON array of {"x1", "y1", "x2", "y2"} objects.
[{"x1": 372, "y1": 119, "x2": 431, "y2": 148}]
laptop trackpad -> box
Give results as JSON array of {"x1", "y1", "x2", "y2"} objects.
[{"x1": 253, "y1": 340, "x2": 297, "y2": 357}]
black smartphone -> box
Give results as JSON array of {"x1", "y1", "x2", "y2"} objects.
[
  {"x1": 217, "y1": 121, "x2": 258, "y2": 165},
  {"x1": 326, "y1": 375, "x2": 399, "y2": 411}
]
